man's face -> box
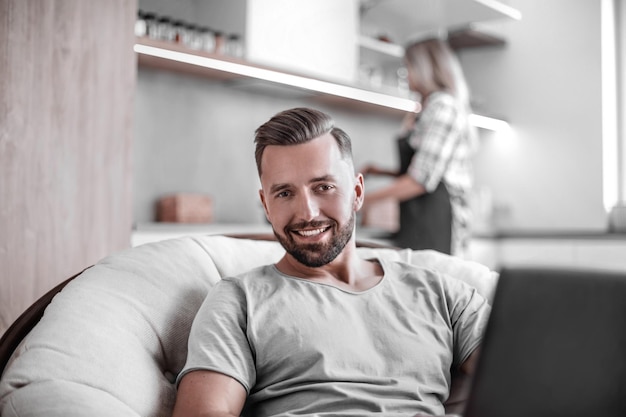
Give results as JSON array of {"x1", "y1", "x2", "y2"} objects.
[{"x1": 259, "y1": 133, "x2": 364, "y2": 267}]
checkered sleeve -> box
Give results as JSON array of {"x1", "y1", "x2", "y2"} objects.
[{"x1": 407, "y1": 92, "x2": 462, "y2": 192}]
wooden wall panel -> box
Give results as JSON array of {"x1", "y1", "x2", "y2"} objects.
[{"x1": 0, "y1": 0, "x2": 137, "y2": 335}]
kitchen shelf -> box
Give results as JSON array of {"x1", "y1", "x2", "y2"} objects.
[
  {"x1": 448, "y1": 25, "x2": 507, "y2": 50},
  {"x1": 135, "y1": 37, "x2": 418, "y2": 116},
  {"x1": 358, "y1": 35, "x2": 404, "y2": 58},
  {"x1": 358, "y1": 24, "x2": 506, "y2": 59},
  {"x1": 135, "y1": 37, "x2": 509, "y2": 130}
]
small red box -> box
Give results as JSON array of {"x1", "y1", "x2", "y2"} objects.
[{"x1": 156, "y1": 193, "x2": 213, "y2": 223}]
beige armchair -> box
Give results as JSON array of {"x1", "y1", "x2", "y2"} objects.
[{"x1": 0, "y1": 235, "x2": 498, "y2": 416}]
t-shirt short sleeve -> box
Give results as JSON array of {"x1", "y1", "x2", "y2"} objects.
[
  {"x1": 442, "y1": 274, "x2": 491, "y2": 367},
  {"x1": 176, "y1": 278, "x2": 256, "y2": 392}
]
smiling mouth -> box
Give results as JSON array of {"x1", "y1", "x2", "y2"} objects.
[{"x1": 292, "y1": 226, "x2": 331, "y2": 237}]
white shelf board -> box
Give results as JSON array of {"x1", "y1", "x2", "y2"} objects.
[
  {"x1": 135, "y1": 38, "x2": 510, "y2": 131},
  {"x1": 358, "y1": 35, "x2": 404, "y2": 58}
]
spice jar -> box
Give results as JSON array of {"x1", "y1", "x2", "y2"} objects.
[
  {"x1": 186, "y1": 24, "x2": 204, "y2": 50},
  {"x1": 143, "y1": 12, "x2": 158, "y2": 39},
  {"x1": 135, "y1": 10, "x2": 147, "y2": 37},
  {"x1": 197, "y1": 27, "x2": 216, "y2": 52},
  {"x1": 214, "y1": 31, "x2": 225, "y2": 54},
  {"x1": 172, "y1": 20, "x2": 185, "y2": 43},
  {"x1": 226, "y1": 34, "x2": 244, "y2": 58},
  {"x1": 156, "y1": 16, "x2": 175, "y2": 42}
]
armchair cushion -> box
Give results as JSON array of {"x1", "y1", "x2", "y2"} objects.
[{"x1": 0, "y1": 235, "x2": 497, "y2": 417}]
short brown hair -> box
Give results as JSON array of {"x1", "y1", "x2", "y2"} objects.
[{"x1": 254, "y1": 108, "x2": 353, "y2": 176}]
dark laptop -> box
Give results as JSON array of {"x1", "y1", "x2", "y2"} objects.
[{"x1": 464, "y1": 267, "x2": 626, "y2": 417}]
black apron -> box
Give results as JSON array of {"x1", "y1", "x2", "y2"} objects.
[{"x1": 394, "y1": 137, "x2": 452, "y2": 254}]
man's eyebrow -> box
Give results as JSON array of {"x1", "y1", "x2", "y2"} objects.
[
  {"x1": 310, "y1": 175, "x2": 335, "y2": 183},
  {"x1": 269, "y1": 183, "x2": 291, "y2": 194}
]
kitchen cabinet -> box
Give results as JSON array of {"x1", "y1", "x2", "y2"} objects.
[
  {"x1": 358, "y1": 0, "x2": 521, "y2": 100},
  {"x1": 170, "y1": 0, "x2": 358, "y2": 85}
]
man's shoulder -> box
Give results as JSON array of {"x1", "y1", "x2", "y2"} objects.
[
  {"x1": 221, "y1": 263, "x2": 295, "y2": 290},
  {"x1": 227, "y1": 263, "x2": 276, "y2": 278},
  {"x1": 382, "y1": 258, "x2": 443, "y2": 282},
  {"x1": 220, "y1": 263, "x2": 279, "y2": 286},
  {"x1": 383, "y1": 257, "x2": 471, "y2": 291},
  {"x1": 381, "y1": 256, "x2": 433, "y2": 272}
]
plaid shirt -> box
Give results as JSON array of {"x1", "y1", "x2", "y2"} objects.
[{"x1": 407, "y1": 91, "x2": 477, "y2": 256}]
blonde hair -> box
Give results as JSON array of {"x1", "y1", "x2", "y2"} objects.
[{"x1": 404, "y1": 38, "x2": 471, "y2": 107}]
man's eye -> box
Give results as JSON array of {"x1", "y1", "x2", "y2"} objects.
[
  {"x1": 317, "y1": 184, "x2": 334, "y2": 192},
  {"x1": 276, "y1": 191, "x2": 291, "y2": 198}
]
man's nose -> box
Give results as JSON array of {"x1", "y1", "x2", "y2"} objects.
[{"x1": 295, "y1": 192, "x2": 320, "y2": 221}]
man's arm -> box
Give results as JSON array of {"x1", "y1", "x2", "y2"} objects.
[
  {"x1": 460, "y1": 347, "x2": 481, "y2": 375},
  {"x1": 172, "y1": 370, "x2": 248, "y2": 417},
  {"x1": 363, "y1": 174, "x2": 427, "y2": 208},
  {"x1": 412, "y1": 349, "x2": 482, "y2": 417}
]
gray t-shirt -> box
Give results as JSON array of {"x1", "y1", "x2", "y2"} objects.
[{"x1": 178, "y1": 258, "x2": 490, "y2": 416}]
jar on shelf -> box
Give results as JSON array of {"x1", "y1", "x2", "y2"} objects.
[
  {"x1": 143, "y1": 12, "x2": 158, "y2": 39},
  {"x1": 198, "y1": 27, "x2": 216, "y2": 53},
  {"x1": 135, "y1": 10, "x2": 147, "y2": 37},
  {"x1": 186, "y1": 24, "x2": 204, "y2": 50},
  {"x1": 396, "y1": 66, "x2": 410, "y2": 96},
  {"x1": 225, "y1": 34, "x2": 244, "y2": 58},
  {"x1": 156, "y1": 16, "x2": 175, "y2": 42},
  {"x1": 358, "y1": 64, "x2": 383, "y2": 89},
  {"x1": 172, "y1": 20, "x2": 185, "y2": 43},
  {"x1": 214, "y1": 31, "x2": 226, "y2": 54}
]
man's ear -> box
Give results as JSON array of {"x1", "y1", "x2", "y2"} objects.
[
  {"x1": 353, "y1": 173, "x2": 365, "y2": 211},
  {"x1": 259, "y1": 189, "x2": 270, "y2": 220}
]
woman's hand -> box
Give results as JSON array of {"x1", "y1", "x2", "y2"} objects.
[
  {"x1": 360, "y1": 164, "x2": 398, "y2": 177},
  {"x1": 399, "y1": 109, "x2": 419, "y2": 136}
]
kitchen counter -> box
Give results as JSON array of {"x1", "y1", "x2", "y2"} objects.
[
  {"x1": 474, "y1": 229, "x2": 626, "y2": 241},
  {"x1": 132, "y1": 223, "x2": 626, "y2": 272},
  {"x1": 469, "y1": 230, "x2": 626, "y2": 272}
]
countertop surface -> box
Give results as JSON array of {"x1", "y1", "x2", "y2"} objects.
[{"x1": 473, "y1": 229, "x2": 626, "y2": 240}]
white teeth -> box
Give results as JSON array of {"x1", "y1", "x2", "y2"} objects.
[{"x1": 297, "y1": 228, "x2": 326, "y2": 237}]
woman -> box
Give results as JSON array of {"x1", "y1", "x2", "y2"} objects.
[{"x1": 362, "y1": 37, "x2": 477, "y2": 256}]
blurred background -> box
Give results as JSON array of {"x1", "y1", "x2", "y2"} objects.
[{"x1": 2, "y1": 0, "x2": 625, "y2": 335}]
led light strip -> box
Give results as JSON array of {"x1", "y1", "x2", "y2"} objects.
[
  {"x1": 134, "y1": 43, "x2": 511, "y2": 131},
  {"x1": 469, "y1": 113, "x2": 511, "y2": 132},
  {"x1": 134, "y1": 44, "x2": 418, "y2": 113},
  {"x1": 474, "y1": 0, "x2": 523, "y2": 21}
]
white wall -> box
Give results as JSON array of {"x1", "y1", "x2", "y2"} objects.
[
  {"x1": 134, "y1": 67, "x2": 401, "y2": 224},
  {"x1": 460, "y1": 0, "x2": 607, "y2": 232}
]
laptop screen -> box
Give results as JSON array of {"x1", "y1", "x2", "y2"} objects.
[{"x1": 464, "y1": 267, "x2": 626, "y2": 417}]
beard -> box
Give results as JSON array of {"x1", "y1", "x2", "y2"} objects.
[{"x1": 273, "y1": 212, "x2": 355, "y2": 268}]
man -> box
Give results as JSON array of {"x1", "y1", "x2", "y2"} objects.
[{"x1": 172, "y1": 107, "x2": 490, "y2": 417}]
